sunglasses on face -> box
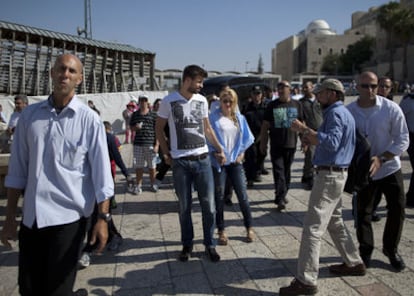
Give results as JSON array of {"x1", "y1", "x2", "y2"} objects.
[
  {"x1": 379, "y1": 84, "x2": 391, "y2": 89},
  {"x1": 359, "y1": 84, "x2": 378, "y2": 89},
  {"x1": 222, "y1": 99, "x2": 234, "y2": 105},
  {"x1": 277, "y1": 84, "x2": 290, "y2": 89}
]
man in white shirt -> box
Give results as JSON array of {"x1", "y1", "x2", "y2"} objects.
[
  {"x1": 347, "y1": 71, "x2": 409, "y2": 272},
  {"x1": 156, "y1": 65, "x2": 225, "y2": 263},
  {"x1": 1, "y1": 54, "x2": 114, "y2": 296}
]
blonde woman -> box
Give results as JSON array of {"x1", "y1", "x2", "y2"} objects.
[{"x1": 208, "y1": 88, "x2": 255, "y2": 244}]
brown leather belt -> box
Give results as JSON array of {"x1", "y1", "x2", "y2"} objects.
[
  {"x1": 179, "y1": 153, "x2": 208, "y2": 161},
  {"x1": 316, "y1": 166, "x2": 347, "y2": 172}
]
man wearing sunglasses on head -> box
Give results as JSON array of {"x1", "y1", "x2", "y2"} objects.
[{"x1": 347, "y1": 71, "x2": 409, "y2": 272}]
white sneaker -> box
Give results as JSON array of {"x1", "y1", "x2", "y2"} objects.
[
  {"x1": 133, "y1": 185, "x2": 142, "y2": 195},
  {"x1": 78, "y1": 252, "x2": 90, "y2": 268},
  {"x1": 151, "y1": 184, "x2": 159, "y2": 192},
  {"x1": 127, "y1": 180, "x2": 135, "y2": 194}
]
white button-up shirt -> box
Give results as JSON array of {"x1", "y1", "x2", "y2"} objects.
[
  {"x1": 347, "y1": 95, "x2": 409, "y2": 180},
  {"x1": 5, "y1": 96, "x2": 114, "y2": 228}
]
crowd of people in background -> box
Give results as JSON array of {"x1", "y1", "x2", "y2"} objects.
[{"x1": 2, "y1": 55, "x2": 414, "y2": 296}]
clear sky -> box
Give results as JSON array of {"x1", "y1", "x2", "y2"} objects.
[{"x1": 0, "y1": 0, "x2": 391, "y2": 72}]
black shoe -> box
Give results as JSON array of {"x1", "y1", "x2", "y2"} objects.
[
  {"x1": 328, "y1": 263, "x2": 366, "y2": 276},
  {"x1": 360, "y1": 254, "x2": 371, "y2": 268},
  {"x1": 383, "y1": 249, "x2": 406, "y2": 271},
  {"x1": 406, "y1": 200, "x2": 414, "y2": 208},
  {"x1": 279, "y1": 278, "x2": 318, "y2": 295},
  {"x1": 275, "y1": 196, "x2": 286, "y2": 210},
  {"x1": 261, "y1": 169, "x2": 269, "y2": 175},
  {"x1": 224, "y1": 198, "x2": 233, "y2": 206},
  {"x1": 205, "y1": 247, "x2": 220, "y2": 262},
  {"x1": 371, "y1": 212, "x2": 381, "y2": 222},
  {"x1": 247, "y1": 180, "x2": 254, "y2": 188},
  {"x1": 73, "y1": 289, "x2": 88, "y2": 296},
  {"x1": 303, "y1": 181, "x2": 313, "y2": 191},
  {"x1": 179, "y1": 245, "x2": 193, "y2": 262}
]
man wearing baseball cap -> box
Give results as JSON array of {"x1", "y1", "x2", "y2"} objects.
[{"x1": 280, "y1": 79, "x2": 365, "y2": 295}]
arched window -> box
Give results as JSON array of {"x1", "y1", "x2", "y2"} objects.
[{"x1": 318, "y1": 48, "x2": 322, "y2": 55}]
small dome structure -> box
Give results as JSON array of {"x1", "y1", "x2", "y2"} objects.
[{"x1": 305, "y1": 19, "x2": 336, "y2": 36}]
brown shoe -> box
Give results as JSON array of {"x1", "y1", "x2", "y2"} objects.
[
  {"x1": 329, "y1": 263, "x2": 366, "y2": 276},
  {"x1": 246, "y1": 227, "x2": 255, "y2": 243},
  {"x1": 279, "y1": 278, "x2": 318, "y2": 295},
  {"x1": 218, "y1": 231, "x2": 228, "y2": 246}
]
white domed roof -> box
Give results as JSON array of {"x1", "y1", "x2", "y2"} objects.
[{"x1": 306, "y1": 19, "x2": 336, "y2": 36}]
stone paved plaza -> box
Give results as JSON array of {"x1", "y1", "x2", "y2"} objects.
[{"x1": 1, "y1": 97, "x2": 414, "y2": 295}]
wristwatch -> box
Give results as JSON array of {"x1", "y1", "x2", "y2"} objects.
[
  {"x1": 98, "y1": 212, "x2": 112, "y2": 222},
  {"x1": 379, "y1": 155, "x2": 388, "y2": 163}
]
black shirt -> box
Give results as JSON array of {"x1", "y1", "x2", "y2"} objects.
[{"x1": 264, "y1": 99, "x2": 303, "y2": 149}]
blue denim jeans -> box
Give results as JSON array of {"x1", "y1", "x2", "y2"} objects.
[
  {"x1": 213, "y1": 163, "x2": 253, "y2": 231},
  {"x1": 172, "y1": 157, "x2": 216, "y2": 248}
]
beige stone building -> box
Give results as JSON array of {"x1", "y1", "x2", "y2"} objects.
[
  {"x1": 272, "y1": 0, "x2": 414, "y2": 83},
  {"x1": 272, "y1": 19, "x2": 369, "y2": 82}
]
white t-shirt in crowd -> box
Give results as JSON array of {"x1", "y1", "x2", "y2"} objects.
[{"x1": 158, "y1": 91, "x2": 209, "y2": 159}]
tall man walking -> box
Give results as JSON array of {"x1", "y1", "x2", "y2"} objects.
[
  {"x1": 280, "y1": 79, "x2": 365, "y2": 295},
  {"x1": 1, "y1": 54, "x2": 114, "y2": 296},
  {"x1": 155, "y1": 65, "x2": 225, "y2": 262},
  {"x1": 299, "y1": 81, "x2": 322, "y2": 190},
  {"x1": 347, "y1": 71, "x2": 409, "y2": 271}
]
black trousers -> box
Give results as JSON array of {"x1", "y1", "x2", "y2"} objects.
[
  {"x1": 355, "y1": 170, "x2": 405, "y2": 257},
  {"x1": 270, "y1": 147, "x2": 295, "y2": 200},
  {"x1": 244, "y1": 141, "x2": 266, "y2": 181},
  {"x1": 406, "y1": 132, "x2": 414, "y2": 204},
  {"x1": 18, "y1": 218, "x2": 87, "y2": 296}
]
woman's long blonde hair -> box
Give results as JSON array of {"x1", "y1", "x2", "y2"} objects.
[{"x1": 219, "y1": 87, "x2": 239, "y2": 127}]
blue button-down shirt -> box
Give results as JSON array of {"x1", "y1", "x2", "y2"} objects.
[
  {"x1": 5, "y1": 96, "x2": 114, "y2": 228},
  {"x1": 313, "y1": 101, "x2": 355, "y2": 168}
]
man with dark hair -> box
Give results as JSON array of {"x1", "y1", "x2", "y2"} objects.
[
  {"x1": 7, "y1": 94, "x2": 28, "y2": 136},
  {"x1": 243, "y1": 85, "x2": 268, "y2": 187},
  {"x1": 130, "y1": 94, "x2": 159, "y2": 194},
  {"x1": 79, "y1": 121, "x2": 129, "y2": 268},
  {"x1": 156, "y1": 65, "x2": 226, "y2": 262},
  {"x1": 260, "y1": 81, "x2": 303, "y2": 210},
  {"x1": 371, "y1": 76, "x2": 395, "y2": 221},
  {"x1": 299, "y1": 81, "x2": 323, "y2": 190}
]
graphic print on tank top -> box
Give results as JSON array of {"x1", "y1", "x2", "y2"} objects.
[
  {"x1": 272, "y1": 107, "x2": 298, "y2": 128},
  {"x1": 171, "y1": 100, "x2": 206, "y2": 149}
]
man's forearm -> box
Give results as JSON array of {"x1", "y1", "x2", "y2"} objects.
[{"x1": 5, "y1": 188, "x2": 22, "y2": 221}]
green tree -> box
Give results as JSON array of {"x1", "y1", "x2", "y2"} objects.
[
  {"x1": 377, "y1": 2, "x2": 401, "y2": 78},
  {"x1": 340, "y1": 36, "x2": 375, "y2": 74},
  {"x1": 321, "y1": 53, "x2": 341, "y2": 74},
  {"x1": 321, "y1": 36, "x2": 374, "y2": 75}
]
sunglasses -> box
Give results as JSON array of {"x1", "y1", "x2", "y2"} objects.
[
  {"x1": 222, "y1": 99, "x2": 234, "y2": 105},
  {"x1": 277, "y1": 84, "x2": 290, "y2": 89},
  {"x1": 359, "y1": 84, "x2": 378, "y2": 89},
  {"x1": 379, "y1": 84, "x2": 391, "y2": 89}
]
